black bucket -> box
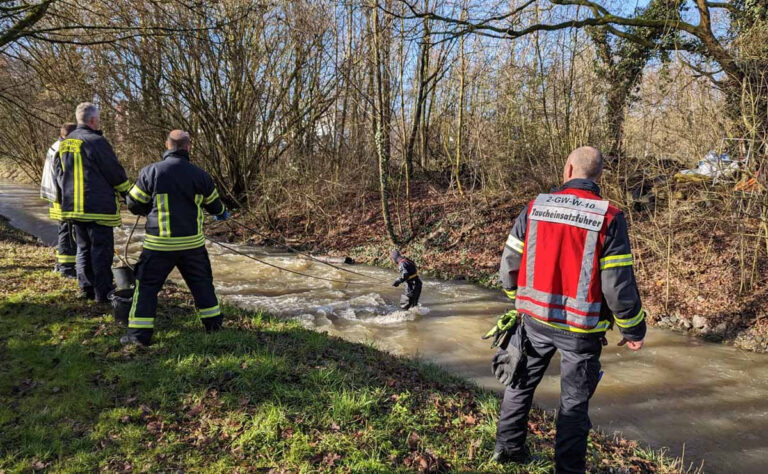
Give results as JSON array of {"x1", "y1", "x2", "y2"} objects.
[
  {"x1": 110, "y1": 289, "x2": 133, "y2": 326},
  {"x1": 112, "y1": 266, "x2": 135, "y2": 291}
]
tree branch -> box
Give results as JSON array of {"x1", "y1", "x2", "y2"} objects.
[{"x1": 0, "y1": 0, "x2": 54, "y2": 49}]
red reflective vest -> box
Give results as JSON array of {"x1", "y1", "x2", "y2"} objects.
[{"x1": 515, "y1": 188, "x2": 620, "y2": 332}]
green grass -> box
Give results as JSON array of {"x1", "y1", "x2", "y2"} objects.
[{"x1": 0, "y1": 217, "x2": 685, "y2": 473}]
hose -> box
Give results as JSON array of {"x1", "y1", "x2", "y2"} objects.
[{"x1": 123, "y1": 215, "x2": 141, "y2": 270}]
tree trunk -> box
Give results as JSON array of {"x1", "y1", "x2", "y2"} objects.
[
  {"x1": 371, "y1": 0, "x2": 397, "y2": 245},
  {"x1": 454, "y1": 22, "x2": 466, "y2": 198}
]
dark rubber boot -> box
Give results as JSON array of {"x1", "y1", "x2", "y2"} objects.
[{"x1": 491, "y1": 446, "x2": 531, "y2": 465}]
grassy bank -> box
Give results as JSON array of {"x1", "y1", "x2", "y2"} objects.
[{"x1": 0, "y1": 217, "x2": 685, "y2": 472}]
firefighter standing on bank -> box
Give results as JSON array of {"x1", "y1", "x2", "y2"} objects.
[
  {"x1": 122, "y1": 130, "x2": 228, "y2": 346},
  {"x1": 489, "y1": 146, "x2": 646, "y2": 473},
  {"x1": 40, "y1": 122, "x2": 77, "y2": 277},
  {"x1": 55, "y1": 103, "x2": 132, "y2": 302}
]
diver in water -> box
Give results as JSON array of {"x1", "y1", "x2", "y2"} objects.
[{"x1": 390, "y1": 249, "x2": 422, "y2": 310}]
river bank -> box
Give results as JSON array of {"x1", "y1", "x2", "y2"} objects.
[
  {"x1": 0, "y1": 216, "x2": 687, "y2": 472},
  {"x1": 214, "y1": 180, "x2": 768, "y2": 353}
]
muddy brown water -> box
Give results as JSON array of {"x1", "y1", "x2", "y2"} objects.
[{"x1": 2, "y1": 181, "x2": 767, "y2": 472}]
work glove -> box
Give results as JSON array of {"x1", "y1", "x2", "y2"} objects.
[
  {"x1": 482, "y1": 309, "x2": 518, "y2": 348},
  {"x1": 214, "y1": 209, "x2": 230, "y2": 221},
  {"x1": 492, "y1": 345, "x2": 524, "y2": 387},
  {"x1": 393, "y1": 279, "x2": 402, "y2": 287}
]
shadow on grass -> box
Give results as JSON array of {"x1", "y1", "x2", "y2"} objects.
[
  {"x1": 0, "y1": 297, "x2": 519, "y2": 472},
  {"x1": 0, "y1": 298, "x2": 686, "y2": 473}
]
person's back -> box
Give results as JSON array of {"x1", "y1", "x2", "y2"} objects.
[
  {"x1": 54, "y1": 103, "x2": 129, "y2": 302},
  {"x1": 134, "y1": 151, "x2": 219, "y2": 250},
  {"x1": 123, "y1": 130, "x2": 227, "y2": 346},
  {"x1": 490, "y1": 146, "x2": 645, "y2": 473},
  {"x1": 57, "y1": 124, "x2": 130, "y2": 226},
  {"x1": 515, "y1": 185, "x2": 623, "y2": 332}
]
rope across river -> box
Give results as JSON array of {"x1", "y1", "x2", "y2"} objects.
[
  {"x1": 224, "y1": 217, "x2": 391, "y2": 284},
  {"x1": 120, "y1": 215, "x2": 388, "y2": 286},
  {"x1": 204, "y1": 235, "x2": 369, "y2": 286}
]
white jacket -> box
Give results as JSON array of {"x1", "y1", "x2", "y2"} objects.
[{"x1": 40, "y1": 139, "x2": 60, "y2": 202}]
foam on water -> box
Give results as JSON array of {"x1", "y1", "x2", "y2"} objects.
[{"x1": 361, "y1": 309, "x2": 417, "y2": 325}]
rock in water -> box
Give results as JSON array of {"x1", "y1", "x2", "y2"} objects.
[{"x1": 692, "y1": 315, "x2": 709, "y2": 330}]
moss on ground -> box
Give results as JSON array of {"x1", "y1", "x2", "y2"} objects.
[{"x1": 0, "y1": 217, "x2": 683, "y2": 472}]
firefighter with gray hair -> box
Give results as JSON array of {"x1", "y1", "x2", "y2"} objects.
[
  {"x1": 54, "y1": 102, "x2": 131, "y2": 302},
  {"x1": 487, "y1": 146, "x2": 646, "y2": 473}
]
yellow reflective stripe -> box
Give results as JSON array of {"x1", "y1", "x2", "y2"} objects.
[
  {"x1": 49, "y1": 202, "x2": 62, "y2": 220},
  {"x1": 74, "y1": 148, "x2": 84, "y2": 214},
  {"x1": 58, "y1": 211, "x2": 122, "y2": 226},
  {"x1": 143, "y1": 234, "x2": 205, "y2": 251},
  {"x1": 143, "y1": 242, "x2": 204, "y2": 251},
  {"x1": 128, "y1": 185, "x2": 151, "y2": 203},
  {"x1": 614, "y1": 308, "x2": 645, "y2": 329},
  {"x1": 600, "y1": 260, "x2": 633, "y2": 269},
  {"x1": 58, "y1": 211, "x2": 121, "y2": 220},
  {"x1": 505, "y1": 234, "x2": 524, "y2": 254},
  {"x1": 533, "y1": 318, "x2": 611, "y2": 334},
  {"x1": 601, "y1": 254, "x2": 633, "y2": 261},
  {"x1": 504, "y1": 289, "x2": 517, "y2": 300},
  {"x1": 145, "y1": 234, "x2": 204, "y2": 243},
  {"x1": 128, "y1": 318, "x2": 154, "y2": 328},
  {"x1": 198, "y1": 304, "x2": 221, "y2": 318},
  {"x1": 114, "y1": 180, "x2": 132, "y2": 192},
  {"x1": 156, "y1": 194, "x2": 171, "y2": 237},
  {"x1": 128, "y1": 280, "x2": 142, "y2": 326},
  {"x1": 599, "y1": 253, "x2": 633, "y2": 270},
  {"x1": 195, "y1": 194, "x2": 204, "y2": 235},
  {"x1": 203, "y1": 188, "x2": 219, "y2": 205},
  {"x1": 407, "y1": 273, "x2": 419, "y2": 280},
  {"x1": 55, "y1": 253, "x2": 76, "y2": 263}
]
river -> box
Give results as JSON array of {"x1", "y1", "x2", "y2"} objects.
[{"x1": 1, "y1": 181, "x2": 767, "y2": 473}]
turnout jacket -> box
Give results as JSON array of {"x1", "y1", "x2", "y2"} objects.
[
  {"x1": 499, "y1": 179, "x2": 646, "y2": 341},
  {"x1": 54, "y1": 125, "x2": 131, "y2": 226},
  {"x1": 41, "y1": 139, "x2": 63, "y2": 220},
  {"x1": 126, "y1": 149, "x2": 226, "y2": 251}
]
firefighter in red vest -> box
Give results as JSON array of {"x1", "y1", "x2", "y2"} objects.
[{"x1": 490, "y1": 146, "x2": 646, "y2": 472}]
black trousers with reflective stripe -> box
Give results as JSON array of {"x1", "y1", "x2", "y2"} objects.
[
  {"x1": 496, "y1": 316, "x2": 602, "y2": 474},
  {"x1": 400, "y1": 278, "x2": 422, "y2": 309},
  {"x1": 73, "y1": 221, "x2": 114, "y2": 300},
  {"x1": 128, "y1": 246, "x2": 221, "y2": 344},
  {"x1": 56, "y1": 220, "x2": 76, "y2": 273}
]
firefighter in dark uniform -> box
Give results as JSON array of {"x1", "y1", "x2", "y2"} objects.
[
  {"x1": 54, "y1": 103, "x2": 131, "y2": 302},
  {"x1": 122, "y1": 130, "x2": 228, "y2": 346},
  {"x1": 390, "y1": 249, "x2": 422, "y2": 310},
  {"x1": 489, "y1": 147, "x2": 646, "y2": 473},
  {"x1": 41, "y1": 122, "x2": 77, "y2": 277}
]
